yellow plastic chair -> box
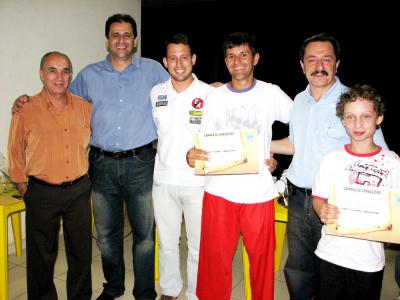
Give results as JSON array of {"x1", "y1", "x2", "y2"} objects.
[
  {"x1": 242, "y1": 197, "x2": 288, "y2": 300},
  {"x1": 0, "y1": 189, "x2": 25, "y2": 300}
]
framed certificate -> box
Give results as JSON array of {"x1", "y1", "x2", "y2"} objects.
[
  {"x1": 326, "y1": 184, "x2": 400, "y2": 243},
  {"x1": 194, "y1": 129, "x2": 259, "y2": 175}
]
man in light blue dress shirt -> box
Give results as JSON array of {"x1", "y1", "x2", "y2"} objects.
[
  {"x1": 70, "y1": 14, "x2": 168, "y2": 300},
  {"x1": 271, "y1": 33, "x2": 387, "y2": 300}
]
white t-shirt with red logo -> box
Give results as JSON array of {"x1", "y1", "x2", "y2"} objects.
[
  {"x1": 151, "y1": 75, "x2": 214, "y2": 186},
  {"x1": 312, "y1": 145, "x2": 400, "y2": 272}
]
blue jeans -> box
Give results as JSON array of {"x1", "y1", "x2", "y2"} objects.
[
  {"x1": 284, "y1": 183, "x2": 322, "y2": 300},
  {"x1": 89, "y1": 147, "x2": 156, "y2": 300}
]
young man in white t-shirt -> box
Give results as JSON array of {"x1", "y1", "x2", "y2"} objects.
[
  {"x1": 188, "y1": 32, "x2": 293, "y2": 300},
  {"x1": 150, "y1": 33, "x2": 214, "y2": 300},
  {"x1": 312, "y1": 84, "x2": 400, "y2": 300}
]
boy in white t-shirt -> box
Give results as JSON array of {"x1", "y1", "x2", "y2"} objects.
[{"x1": 312, "y1": 84, "x2": 400, "y2": 300}]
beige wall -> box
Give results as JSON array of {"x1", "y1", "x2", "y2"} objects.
[{"x1": 0, "y1": 0, "x2": 141, "y2": 251}]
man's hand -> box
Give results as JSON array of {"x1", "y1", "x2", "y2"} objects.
[
  {"x1": 16, "y1": 182, "x2": 27, "y2": 197},
  {"x1": 265, "y1": 153, "x2": 278, "y2": 173},
  {"x1": 12, "y1": 95, "x2": 30, "y2": 115},
  {"x1": 186, "y1": 147, "x2": 209, "y2": 168}
]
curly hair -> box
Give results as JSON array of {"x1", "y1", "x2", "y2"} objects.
[{"x1": 336, "y1": 84, "x2": 385, "y2": 119}]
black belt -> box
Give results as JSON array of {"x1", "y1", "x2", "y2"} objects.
[
  {"x1": 90, "y1": 143, "x2": 153, "y2": 159},
  {"x1": 29, "y1": 175, "x2": 86, "y2": 187},
  {"x1": 287, "y1": 180, "x2": 312, "y2": 196}
]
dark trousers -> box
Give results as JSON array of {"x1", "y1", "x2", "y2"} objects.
[
  {"x1": 284, "y1": 181, "x2": 322, "y2": 300},
  {"x1": 24, "y1": 176, "x2": 92, "y2": 300},
  {"x1": 316, "y1": 257, "x2": 383, "y2": 300}
]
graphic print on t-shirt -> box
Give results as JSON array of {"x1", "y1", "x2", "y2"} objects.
[
  {"x1": 224, "y1": 104, "x2": 261, "y2": 132},
  {"x1": 346, "y1": 158, "x2": 391, "y2": 187}
]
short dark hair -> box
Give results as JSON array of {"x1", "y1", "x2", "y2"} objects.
[
  {"x1": 336, "y1": 84, "x2": 385, "y2": 119},
  {"x1": 105, "y1": 14, "x2": 137, "y2": 38},
  {"x1": 165, "y1": 33, "x2": 193, "y2": 56},
  {"x1": 40, "y1": 51, "x2": 72, "y2": 73},
  {"x1": 299, "y1": 33, "x2": 340, "y2": 62},
  {"x1": 223, "y1": 32, "x2": 258, "y2": 57}
]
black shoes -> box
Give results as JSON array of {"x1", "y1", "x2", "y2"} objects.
[{"x1": 96, "y1": 291, "x2": 115, "y2": 300}]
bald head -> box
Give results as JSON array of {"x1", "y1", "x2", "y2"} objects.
[{"x1": 40, "y1": 51, "x2": 73, "y2": 74}]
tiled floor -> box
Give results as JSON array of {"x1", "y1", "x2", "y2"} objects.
[{"x1": 7, "y1": 224, "x2": 400, "y2": 300}]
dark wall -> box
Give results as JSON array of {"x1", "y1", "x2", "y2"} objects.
[{"x1": 142, "y1": 2, "x2": 399, "y2": 174}]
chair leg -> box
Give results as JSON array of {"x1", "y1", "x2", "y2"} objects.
[
  {"x1": 274, "y1": 221, "x2": 287, "y2": 272},
  {"x1": 242, "y1": 240, "x2": 252, "y2": 300},
  {"x1": 10, "y1": 212, "x2": 23, "y2": 256},
  {"x1": 0, "y1": 207, "x2": 9, "y2": 300}
]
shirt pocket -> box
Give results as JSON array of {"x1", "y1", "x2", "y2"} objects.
[
  {"x1": 325, "y1": 117, "x2": 346, "y2": 141},
  {"x1": 72, "y1": 124, "x2": 91, "y2": 151}
]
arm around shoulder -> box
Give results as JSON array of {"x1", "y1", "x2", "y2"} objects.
[
  {"x1": 11, "y1": 95, "x2": 30, "y2": 115},
  {"x1": 270, "y1": 137, "x2": 294, "y2": 155}
]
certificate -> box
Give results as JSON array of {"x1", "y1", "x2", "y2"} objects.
[
  {"x1": 326, "y1": 184, "x2": 400, "y2": 243},
  {"x1": 194, "y1": 129, "x2": 259, "y2": 175}
]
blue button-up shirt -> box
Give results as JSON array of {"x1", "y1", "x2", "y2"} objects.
[
  {"x1": 70, "y1": 54, "x2": 169, "y2": 151},
  {"x1": 287, "y1": 77, "x2": 387, "y2": 188}
]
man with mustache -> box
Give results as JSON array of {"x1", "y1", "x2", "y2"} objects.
[{"x1": 271, "y1": 33, "x2": 387, "y2": 300}]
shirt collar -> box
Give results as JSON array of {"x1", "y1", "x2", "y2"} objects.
[
  {"x1": 305, "y1": 76, "x2": 342, "y2": 103},
  {"x1": 227, "y1": 79, "x2": 257, "y2": 93},
  {"x1": 167, "y1": 73, "x2": 199, "y2": 95},
  {"x1": 104, "y1": 54, "x2": 139, "y2": 72},
  {"x1": 41, "y1": 88, "x2": 72, "y2": 110}
]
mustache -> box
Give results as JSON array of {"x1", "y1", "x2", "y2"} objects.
[{"x1": 311, "y1": 70, "x2": 329, "y2": 76}]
